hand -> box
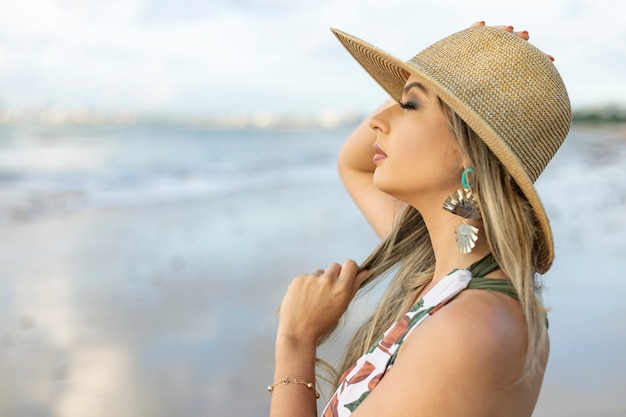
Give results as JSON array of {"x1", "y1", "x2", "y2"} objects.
[
  {"x1": 471, "y1": 21, "x2": 554, "y2": 61},
  {"x1": 277, "y1": 260, "x2": 369, "y2": 345}
]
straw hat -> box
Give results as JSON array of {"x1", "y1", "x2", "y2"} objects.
[{"x1": 331, "y1": 26, "x2": 571, "y2": 273}]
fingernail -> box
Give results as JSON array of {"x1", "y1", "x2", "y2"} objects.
[
  {"x1": 507, "y1": 26, "x2": 514, "y2": 31},
  {"x1": 479, "y1": 21, "x2": 485, "y2": 25},
  {"x1": 521, "y1": 30, "x2": 529, "y2": 36},
  {"x1": 547, "y1": 54, "x2": 555, "y2": 62}
]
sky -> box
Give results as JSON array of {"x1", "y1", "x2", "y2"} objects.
[{"x1": 0, "y1": 0, "x2": 625, "y2": 116}]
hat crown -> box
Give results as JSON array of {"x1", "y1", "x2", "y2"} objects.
[{"x1": 409, "y1": 27, "x2": 571, "y2": 182}]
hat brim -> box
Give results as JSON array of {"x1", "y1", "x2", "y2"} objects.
[{"x1": 331, "y1": 27, "x2": 554, "y2": 273}]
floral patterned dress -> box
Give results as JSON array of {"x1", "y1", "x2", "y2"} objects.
[{"x1": 321, "y1": 255, "x2": 517, "y2": 417}]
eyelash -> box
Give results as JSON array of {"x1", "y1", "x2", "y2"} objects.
[{"x1": 398, "y1": 100, "x2": 417, "y2": 110}]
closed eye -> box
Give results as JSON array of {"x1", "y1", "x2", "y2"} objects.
[{"x1": 398, "y1": 100, "x2": 418, "y2": 110}]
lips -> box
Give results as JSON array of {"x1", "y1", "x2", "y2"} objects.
[{"x1": 372, "y1": 143, "x2": 387, "y2": 163}]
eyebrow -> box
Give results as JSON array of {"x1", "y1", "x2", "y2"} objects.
[{"x1": 403, "y1": 82, "x2": 429, "y2": 96}]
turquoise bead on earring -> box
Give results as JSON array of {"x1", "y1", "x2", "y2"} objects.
[{"x1": 461, "y1": 167, "x2": 475, "y2": 189}]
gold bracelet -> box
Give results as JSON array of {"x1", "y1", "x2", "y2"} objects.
[{"x1": 267, "y1": 377, "x2": 320, "y2": 399}]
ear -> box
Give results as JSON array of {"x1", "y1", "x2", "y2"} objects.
[{"x1": 462, "y1": 158, "x2": 474, "y2": 169}]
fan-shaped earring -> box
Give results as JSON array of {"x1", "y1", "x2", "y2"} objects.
[{"x1": 442, "y1": 168, "x2": 481, "y2": 254}]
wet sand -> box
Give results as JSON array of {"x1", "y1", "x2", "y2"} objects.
[{"x1": 0, "y1": 179, "x2": 376, "y2": 416}]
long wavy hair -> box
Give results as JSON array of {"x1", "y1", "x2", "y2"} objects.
[{"x1": 318, "y1": 100, "x2": 548, "y2": 387}]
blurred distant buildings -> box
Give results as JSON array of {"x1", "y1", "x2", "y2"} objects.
[
  {"x1": 571, "y1": 105, "x2": 626, "y2": 124},
  {"x1": 0, "y1": 106, "x2": 363, "y2": 129}
]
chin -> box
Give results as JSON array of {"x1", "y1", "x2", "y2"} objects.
[
  {"x1": 373, "y1": 169, "x2": 408, "y2": 194},
  {"x1": 373, "y1": 178, "x2": 407, "y2": 202},
  {"x1": 372, "y1": 172, "x2": 394, "y2": 195}
]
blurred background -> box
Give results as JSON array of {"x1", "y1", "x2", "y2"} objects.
[{"x1": 1, "y1": 0, "x2": 625, "y2": 416}]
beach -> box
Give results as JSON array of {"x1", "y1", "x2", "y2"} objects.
[{"x1": 0, "y1": 123, "x2": 625, "y2": 416}]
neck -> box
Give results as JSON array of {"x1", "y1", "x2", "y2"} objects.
[{"x1": 413, "y1": 198, "x2": 492, "y2": 283}]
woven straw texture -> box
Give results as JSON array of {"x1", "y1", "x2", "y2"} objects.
[{"x1": 331, "y1": 26, "x2": 571, "y2": 273}]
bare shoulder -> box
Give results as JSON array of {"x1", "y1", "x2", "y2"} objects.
[
  {"x1": 353, "y1": 289, "x2": 534, "y2": 416},
  {"x1": 410, "y1": 288, "x2": 529, "y2": 375},
  {"x1": 411, "y1": 291, "x2": 524, "y2": 372}
]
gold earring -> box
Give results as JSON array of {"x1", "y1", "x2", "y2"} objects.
[{"x1": 442, "y1": 168, "x2": 481, "y2": 254}]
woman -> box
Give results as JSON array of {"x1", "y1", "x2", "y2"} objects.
[{"x1": 268, "y1": 22, "x2": 571, "y2": 417}]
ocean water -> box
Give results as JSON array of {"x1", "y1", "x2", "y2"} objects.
[
  {"x1": 0, "y1": 125, "x2": 347, "y2": 224},
  {"x1": 0, "y1": 123, "x2": 625, "y2": 416}
]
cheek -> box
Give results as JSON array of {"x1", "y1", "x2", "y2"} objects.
[
  {"x1": 388, "y1": 133, "x2": 463, "y2": 192},
  {"x1": 434, "y1": 137, "x2": 465, "y2": 185},
  {"x1": 398, "y1": 132, "x2": 460, "y2": 176},
  {"x1": 441, "y1": 140, "x2": 464, "y2": 173}
]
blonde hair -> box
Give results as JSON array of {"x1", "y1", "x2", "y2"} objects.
[{"x1": 320, "y1": 100, "x2": 548, "y2": 386}]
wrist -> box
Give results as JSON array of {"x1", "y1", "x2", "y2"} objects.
[
  {"x1": 275, "y1": 333, "x2": 318, "y2": 354},
  {"x1": 273, "y1": 335, "x2": 318, "y2": 395},
  {"x1": 276, "y1": 322, "x2": 321, "y2": 347}
]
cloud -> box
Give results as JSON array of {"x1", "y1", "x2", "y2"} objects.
[{"x1": 0, "y1": 0, "x2": 624, "y2": 113}]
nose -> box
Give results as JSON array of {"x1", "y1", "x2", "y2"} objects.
[{"x1": 368, "y1": 103, "x2": 393, "y2": 135}]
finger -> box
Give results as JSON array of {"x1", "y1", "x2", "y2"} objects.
[
  {"x1": 495, "y1": 25, "x2": 514, "y2": 32},
  {"x1": 337, "y1": 260, "x2": 359, "y2": 281},
  {"x1": 470, "y1": 21, "x2": 485, "y2": 28},
  {"x1": 310, "y1": 268, "x2": 324, "y2": 276},
  {"x1": 354, "y1": 269, "x2": 371, "y2": 289},
  {"x1": 323, "y1": 262, "x2": 342, "y2": 278},
  {"x1": 515, "y1": 30, "x2": 529, "y2": 41}
]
